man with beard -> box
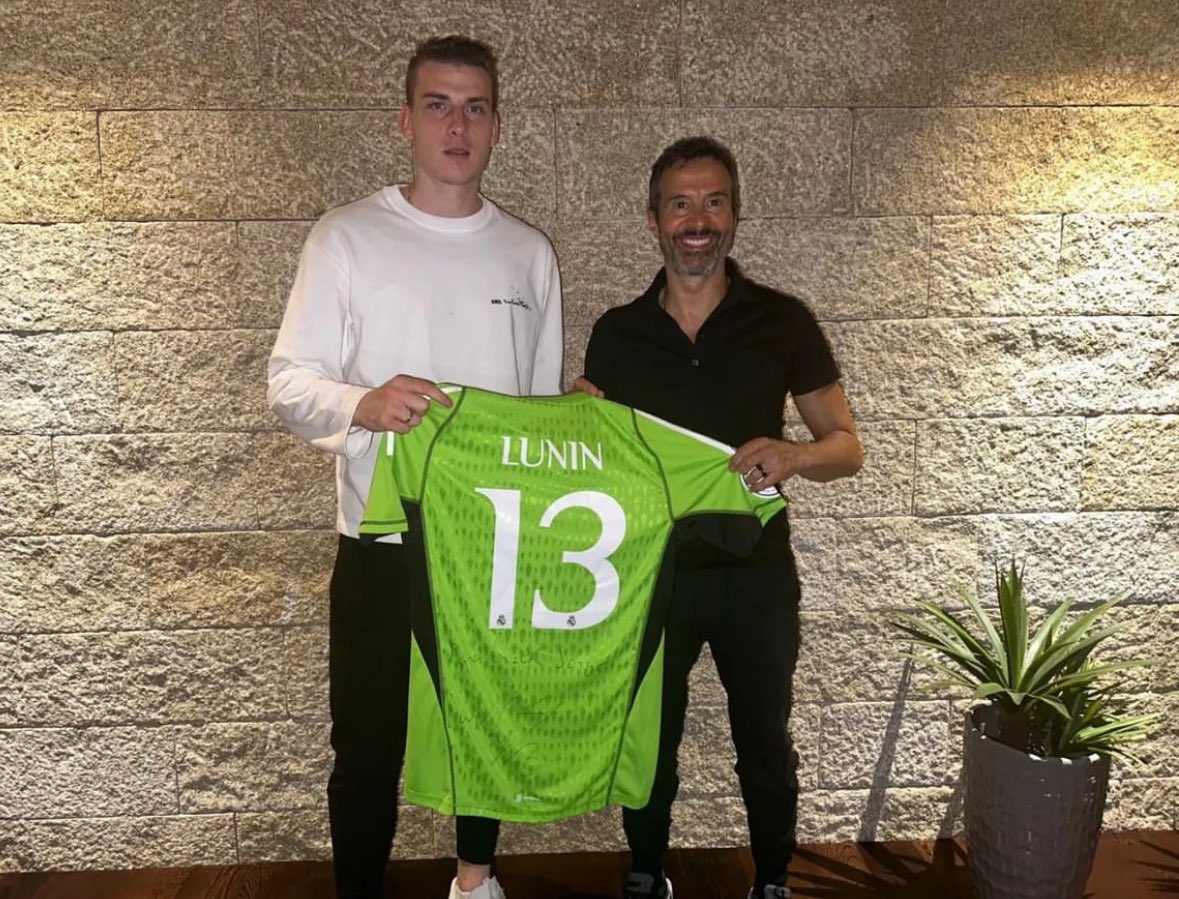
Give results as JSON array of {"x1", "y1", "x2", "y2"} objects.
[{"x1": 574, "y1": 136, "x2": 863, "y2": 899}]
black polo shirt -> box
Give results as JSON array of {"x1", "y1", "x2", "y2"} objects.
[
  {"x1": 584, "y1": 259, "x2": 840, "y2": 449},
  {"x1": 584, "y1": 259, "x2": 840, "y2": 566}
]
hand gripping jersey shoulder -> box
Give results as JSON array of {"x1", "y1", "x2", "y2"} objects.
[{"x1": 360, "y1": 386, "x2": 785, "y2": 822}]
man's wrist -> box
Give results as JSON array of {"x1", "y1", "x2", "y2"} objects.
[{"x1": 347, "y1": 385, "x2": 377, "y2": 432}]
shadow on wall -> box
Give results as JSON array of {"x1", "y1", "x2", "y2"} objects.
[{"x1": 857, "y1": 660, "x2": 964, "y2": 842}]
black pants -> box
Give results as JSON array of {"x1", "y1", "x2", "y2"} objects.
[
  {"x1": 327, "y1": 536, "x2": 501, "y2": 899},
  {"x1": 623, "y1": 560, "x2": 802, "y2": 891}
]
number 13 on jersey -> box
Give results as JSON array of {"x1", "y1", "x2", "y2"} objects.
[{"x1": 475, "y1": 488, "x2": 626, "y2": 632}]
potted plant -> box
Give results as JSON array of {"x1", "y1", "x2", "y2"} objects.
[{"x1": 891, "y1": 562, "x2": 1159, "y2": 899}]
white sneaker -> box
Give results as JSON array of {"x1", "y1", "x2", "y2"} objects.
[
  {"x1": 747, "y1": 887, "x2": 790, "y2": 899},
  {"x1": 448, "y1": 875, "x2": 507, "y2": 899},
  {"x1": 623, "y1": 872, "x2": 673, "y2": 898}
]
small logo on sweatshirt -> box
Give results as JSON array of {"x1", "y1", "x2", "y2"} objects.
[{"x1": 490, "y1": 289, "x2": 531, "y2": 312}]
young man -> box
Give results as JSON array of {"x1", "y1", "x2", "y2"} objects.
[
  {"x1": 576, "y1": 137, "x2": 863, "y2": 899},
  {"x1": 268, "y1": 35, "x2": 562, "y2": 899}
]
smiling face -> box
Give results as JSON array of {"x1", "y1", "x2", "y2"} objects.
[
  {"x1": 647, "y1": 156, "x2": 736, "y2": 279},
  {"x1": 399, "y1": 60, "x2": 500, "y2": 194}
]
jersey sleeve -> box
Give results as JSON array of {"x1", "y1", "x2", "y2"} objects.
[
  {"x1": 634, "y1": 409, "x2": 786, "y2": 529},
  {"x1": 358, "y1": 386, "x2": 463, "y2": 538},
  {"x1": 358, "y1": 431, "x2": 409, "y2": 537}
]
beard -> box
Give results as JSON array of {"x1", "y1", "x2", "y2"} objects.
[{"x1": 660, "y1": 227, "x2": 733, "y2": 277}]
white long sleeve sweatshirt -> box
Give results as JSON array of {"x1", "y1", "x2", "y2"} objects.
[{"x1": 267, "y1": 185, "x2": 563, "y2": 537}]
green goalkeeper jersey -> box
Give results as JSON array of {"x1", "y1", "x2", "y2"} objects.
[{"x1": 360, "y1": 385, "x2": 784, "y2": 822}]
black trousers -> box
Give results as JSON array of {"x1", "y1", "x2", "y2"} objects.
[
  {"x1": 327, "y1": 536, "x2": 500, "y2": 899},
  {"x1": 623, "y1": 559, "x2": 802, "y2": 890}
]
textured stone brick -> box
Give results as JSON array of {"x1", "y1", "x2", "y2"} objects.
[
  {"x1": 853, "y1": 107, "x2": 1179, "y2": 215},
  {"x1": 669, "y1": 796, "x2": 748, "y2": 848},
  {"x1": 1083, "y1": 416, "x2": 1179, "y2": 511},
  {"x1": 230, "y1": 114, "x2": 400, "y2": 220},
  {"x1": 0, "y1": 822, "x2": 15, "y2": 870},
  {"x1": 797, "y1": 611, "x2": 928, "y2": 703},
  {"x1": 0, "y1": 113, "x2": 100, "y2": 222},
  {"x1": 636, "y1": 700, "x2": 824, "y2": 798},
  {"x1": 9, "y1": 815, "x2": 237, "y2": 872},
  {"x1": 968, "y1": 513, "x2": 1179, "y2": 608},
  {"x1": 0, "y1": 727, "x2": 175, "y2": 818},
  {"x1": 789, "y1": 517, "x2": 840, "y2": 607},
  {"x1": 1064, "y1": 597, "x2": 1163, "y2": 683},
  {"x1": 1124, "y1": 691, "x2": 1179, "y2": 781},
  {"x1": 793, "y1": 703, "x2": 823, "y2": 794},
  {"x1": 678, "y1": 704, "x2": 737, "y2": 799},
  {"x1": 481, "y1": 109, "x2": 557, "y2": 227},
  {"x1": 793, "y1": 515, "x2": 980, "y2": 614},
  {"x1": 253, "y1": 436, "x2": 341, "y2": 530},
  {"x1": 558, "y1": 109, "x2": 852, "y2": 221},
  {"x1": 260, "y1": 0, "x2": 677, "y2": 107},
  {"x1": 786, "y1": 421, "x2": 915, "y2": 520},
  {"x1": 237, "y1": 810, "x2": 329, "y2": 863},
  {"x1": 0, "y1": 637, "x2": 17, "y2": 725},
  {"x1": 494, "y1": 0, "x2": 678, "y2": 107},
  {"x1": 837, "y1": 317, "x2": 1179, "y2": 421},
  {"x1": 1056, "y1": 109, "x2": 1179, "y2": 212},
  {"x1": 1147, "y1": 605, "x2": 1179, "y2": 694},
  {"x1": 1091, "y1": 604, "x2": 1179, "y2": 698},
  {"x1": 687, "y1": 647, "x2": 725, "y2": 706},
  {"x1": 433, "y1": 814, "x2": 457, "y2": 857},
  {"x1": 943, "y1": 0, "x2": 1179, "y2": 105},
  {"x1": 0, "y1": 0, "x2": 260, "y2": 109},
  {"x1": 1105, "y1": 775, "x2": 1179, "y2": 830},
  {"x1": 18, "y1": 629, "x2": 286, "y2": 725},
  {"x1": 0, "y1": 531, "x2": 333, "y2": 633},
  {"x1": 113, "y1": 330, "x2": 276, "y2": 432},
  {"x1": 257, "y1": 0, "x2": 400, "y2": 107},
  {"x1": 236, "y1": 805, "x2": 434, "y2": 861},
  {"x1": 553, "y1": 219, "x2": 660, "y2": 384},
  {"x1": 283, "y1": 626, "x2": 330, "y2": 720},
  {"x1": 396, "y1": 805, "x2": 437, "y2": 859},
  {"x1": 100, "y1": 111, "x2": 402, "y2": 220},
  {"x1": 498, "y1": 808, "x2": 624, "y2": 855},
  {"x1": 737, "y1": 217, "x2": 929, "y2": 321},
  {"x1": 820, "y1": 701, "x2": 952, "y2": 789},
  {"x1": 238, "y1": 221, "x2": 315, "y2": 325},
  {"x1": 1061, "y1": 215, "x2": 1179, "y2": 315},
  {"x1": 177, "y1": 721, "x2": 331, "y2": 811},
  {"x1": 0, "y1": 437, "x2": 55, "y2": 536},
  {"x1": 914, "y1": 418, "x2": 1086, "y2": 516},
  {"x1": 52, "y1": 432, "x2": 335, "y2": 533},
  {"x1": 0, "y1": 333, "x2": 115, "y2": 434},
  {"x1": 0, "y1": 223, "x2": 246, "y2": 331},
  {"x1": 815, "y1": 786, "x2": 960, "y2": 843},
  {"x1": 794, "y1": 789, "x2": 841, "y2": 844},
  {"x1": 683, "y1": 0, "x2": 944, "y2": 106},
  {"x1": 929, "y1": 216, "x2": 1062, "y2": 316}
]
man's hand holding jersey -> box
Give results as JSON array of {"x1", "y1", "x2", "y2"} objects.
[{"x1": 353, "y1": 373, "x2": 453, "y2": 434}]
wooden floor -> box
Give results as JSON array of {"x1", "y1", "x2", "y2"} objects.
[{"x1": 1, "y1": 831, "x2": 1176, "y2": 898}]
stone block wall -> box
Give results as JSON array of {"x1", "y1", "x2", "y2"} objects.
[{"x1": 2, "y1": 0, "x2": 1177, "y2": 871}]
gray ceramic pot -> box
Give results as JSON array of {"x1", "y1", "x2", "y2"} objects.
[{"x1": 963, "y1": 704, "x2": 1110, "y2": 899}]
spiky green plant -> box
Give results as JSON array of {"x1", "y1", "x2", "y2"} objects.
[{"x1": 891, "y1": 562, "x2": 1158, "y2": 761}]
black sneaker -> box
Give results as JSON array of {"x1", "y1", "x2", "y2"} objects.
[
  {"x1": 624, "y1": 872, "x2": 673, "y2": 898},
  {"x1": 746, "y1": 887, "x2": 790, "y2": 899}
]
